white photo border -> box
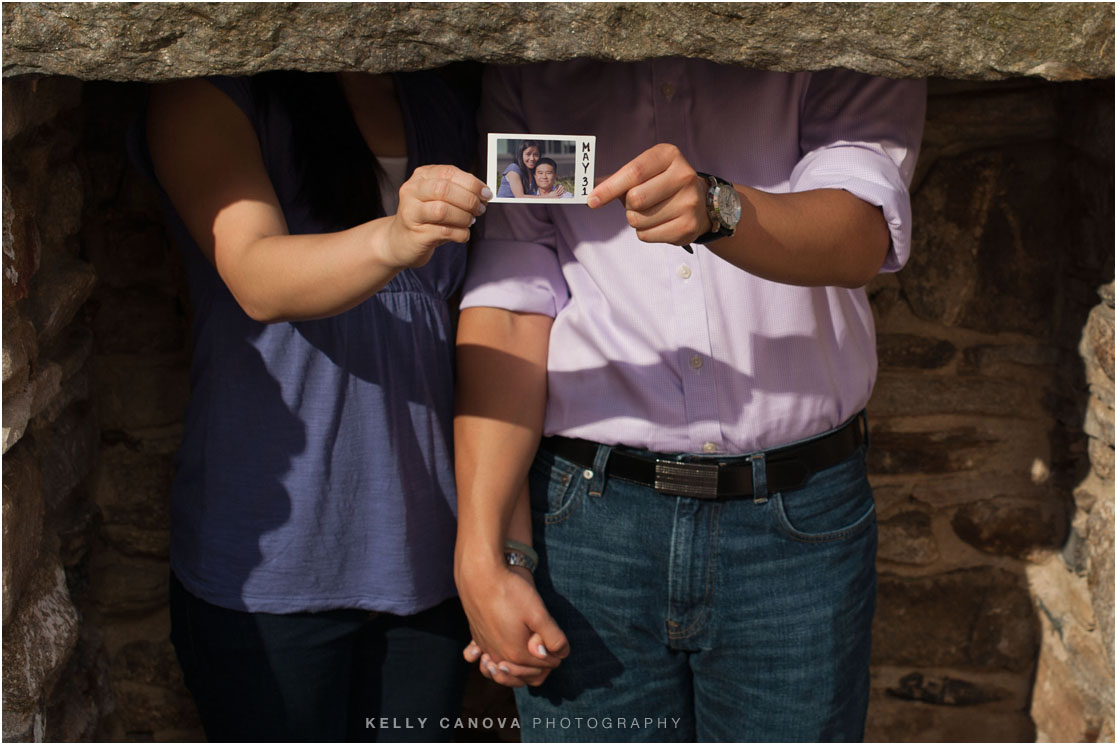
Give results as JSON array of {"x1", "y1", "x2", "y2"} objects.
[{"x1": 487, "y1": 133, "x2": 596, "y2": 205}]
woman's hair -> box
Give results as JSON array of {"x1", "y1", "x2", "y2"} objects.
[
  {"x1": 252, "y1": 71, "x2": 385, "y2": 231},
  {"x1": 514, "y1": 139, "x2": 542, "y2": 194}
]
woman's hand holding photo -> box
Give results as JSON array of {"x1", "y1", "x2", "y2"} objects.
[{"x1": 384, "y1": 165, "x2": 491, "y2": 269}]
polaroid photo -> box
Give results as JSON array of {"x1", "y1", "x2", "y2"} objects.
[{"x1": 487, "y1": 133, "x2": 596, "y2": 204}]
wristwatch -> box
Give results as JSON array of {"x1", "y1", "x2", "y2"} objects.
[{"x1": 694, "y1": 172, "x2": 741, "y2": 244}]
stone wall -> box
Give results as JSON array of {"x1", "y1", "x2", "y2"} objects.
[
  {"x1": 864, "y1": 78, "x2": 1114, "y2": 742},
  {"x1": 3, "y1": 75, "x2": 104, "y2": 741},
  {"x1": 2, "y1": 3, "x2": 1114, "y2": 743}
]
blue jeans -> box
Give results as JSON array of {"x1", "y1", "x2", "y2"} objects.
[
  {"x1": 515, "y1": 434, "x2": 877, "y2": 742},
  {"x1": 169, "y1": 575, "x2": 470, "y2": 742}
]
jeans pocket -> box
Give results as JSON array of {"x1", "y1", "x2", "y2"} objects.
[
  {"x1": 529, "y1": 449, "x2": 589, "y2": 524},
  {"x1": 770, "y1": 447, "x2": 876, "y2": 543}
]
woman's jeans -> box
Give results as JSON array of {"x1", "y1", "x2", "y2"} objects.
[
  {"x1": 169, "y1": 575, "x2": 470, "y2": 742},
  {"x1": 516, "y1": 438, "x2": 878, "y2": 743}
]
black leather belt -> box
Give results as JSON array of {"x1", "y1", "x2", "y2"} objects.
[{"x1": 541, "y1": 414, "x2": 865, "y2": 500}]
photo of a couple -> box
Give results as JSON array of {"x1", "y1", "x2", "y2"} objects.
[{"x1": 495, "y1": 138, "x2": 576, "y2": 199}]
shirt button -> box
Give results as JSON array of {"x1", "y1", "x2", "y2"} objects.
[
  {"x1": 677, "y1": 264, "x2": 692, "y2": 279},
  {"x1": 689, "y1": 355, "x2": 703, "y2": 370},
  {"x1": 661, "y1": 83, "x2": 676, "y2": 101},
  {"x1": 702, "y1": 442, "x2": 719, "y2": 453}
]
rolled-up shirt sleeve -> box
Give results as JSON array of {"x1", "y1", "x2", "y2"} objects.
[
  {"x1": 461, "y1": 65, "x2": 570, "y2": 316},
  {"x1": 791, "y1": 70, "x2": 927, "y2": 273}
]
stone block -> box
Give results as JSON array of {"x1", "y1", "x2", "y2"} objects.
[
  {"x1": 1, "y1": 559, "x2": 80, "y2": 711},
  {"x1": 1083, "y1": 300, "x2": 1115, "y2": 382},
  {"x1": 867, "y1": 426, "x2": 998, "y2": 476},
  {"x1": 39, "y1": 162, "x2": 84, "y2": 252},
  {"x1": 83, "y1": 222, "x2": 178, "y2": 291},
  {"x1": 2, "y1": 180, "x2": 43, "y2": 310},
  {"x1": 2, "y1": 316, "x2": 37, "y2": 398},
  {"x1": 885, "y1": 670, "x2": 1008, "y2": 707},
  {"x1": 921, "y1": 84, "x2": 1059, "y2": 159},
  {"x1": 28, "y1": 361, "x2": 63, "y2": 420},
  {"x1": 89, "y1": 552, "x2": 169, "y2": 616},
  {"x1": 3, "y1": 4, "x2": 1113, "y2": 81},
  {"x1": 2, "y1": 386, "x2": 32, "y2": 454},
  {"x1": 93, "y1": 355, "x2": 189, "y2": 432},
  {"x1": 873, "y1": 568, "x2": 1038, "y2": 673},
  {"x1": 42, "y1": 623, "x2": 113, "y2": 743},
  {"x1": 94, "y1": 445, "x2": 175, "y2": 528},
  {"x1": 1086, "y1": 492, "x2": 1114, "y2": 667},
  {"x1": 28, "y1": 401, "x2": 99, "y2": 513},
  {"x1": 902, "y1": 146, "x2": 1063, "y2": 336},
  {"x1": 869, "y1": 373, "x2": 1040, "y2": 419},
  {"x1": 112, "y1": 680, "x2": 199, "y2": 735},
  {"x1": 1083, "y1": 395, "x2": 1115, "y2": 449},
  {"x1": 951, "y1": 499, "x2": 1064, "y2": 561},
  {"x1": 89, "y1": 286, "x2": 186, "y2": 355},
  {"x1": 877, "y1": 510, "x2": 939, "y2": 566},
  {"x1": 1031, "y1": 610, "x2": 1114, "y2": 742},
  {"x1": 867, "y1": 694, "x2": 1034, "y2": 742},
  {"x1": 876, "y1": 334, "x2": 956, "y2": 370},
  {"x1": 1088, "y1": 438, "x2": 1114, "y2": 482},
  {"x1": 1027, "y1": 556, "x2": 1098, "y2": 641},
  {"x1": 111, "y1": 638, "x2": 185, "y2": 689},
  {"x1": 28, "y1": 257, "x2": 97, "y2": 345},
  {"x1": 1, "y1": 76, "x2": 83, "y2": 142},
  {"x1": 41, "y1": 323, "x2": 94, "y2": 383},
  {"x1": 959, "y1": 342, "x2": 1059, "y2": 374},
  {"x1": 2, "y1": 441, "x2": 44, "y2": 624}
]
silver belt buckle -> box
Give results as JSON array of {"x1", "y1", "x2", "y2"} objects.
[{"x1": 654, "y1": 460, "x2": 719, "y2": 499}]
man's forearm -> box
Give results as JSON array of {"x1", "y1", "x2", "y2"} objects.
[{"x1": 709, "y1": 186, "x2": 891, "y2": 289}]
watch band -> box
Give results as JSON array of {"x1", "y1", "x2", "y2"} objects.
[{"x1": 694, "y1": 171, "x2": 737, "y2": 245}]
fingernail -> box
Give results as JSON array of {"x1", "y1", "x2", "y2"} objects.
[
  {"x1": 478, "y1": 202, "x2": 487, "y2": 214},
  {"x1": 487, "y1": 663, "x2": 498, "y2": 676},
  {"x1": 537, "y1": 644, "x2": 548, "y2": 657},
  {"x1": 481, "y1": 186, "x2": 493, "y2": 200},
  {"x1": 498, "y1": 664, "x2": 511, "y2": 674},
  {"x1": 470, "y1": 216, "x2": 476, "y2": 226}
]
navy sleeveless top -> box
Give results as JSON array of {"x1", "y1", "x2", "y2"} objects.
[{"x1": 130, "y1": 72, "x2": 474, "y2": 614}]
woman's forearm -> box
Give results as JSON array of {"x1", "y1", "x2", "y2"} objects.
[{"x1": 216, "y1": 215, "x2": 404, "y2": 323}]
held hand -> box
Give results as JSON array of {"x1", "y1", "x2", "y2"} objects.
[
  {"x1": 587, "y1": 143, "x2": 711, "y2": 246},
  {"x1": 464, "y1": 632, "x2": 555, "y2": 688},
  {"x1": 384, "y1": 165, "x2": 491, "y2": 269},
  {"x1": 457, "y1": 561, "x2": 569, "y2": 688}
]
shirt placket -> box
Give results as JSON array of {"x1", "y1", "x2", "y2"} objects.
[{"x1": 653, "y1": 60, "x2": 724, "y2": 455}]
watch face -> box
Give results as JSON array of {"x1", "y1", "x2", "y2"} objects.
[{"x1": 717, "y1": 184, "x2": 742, "y2": 229}]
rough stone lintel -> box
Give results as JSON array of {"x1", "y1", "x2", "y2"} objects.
[{"x1": 2, "y1": 2, "x2": 1114, "y2": 82}]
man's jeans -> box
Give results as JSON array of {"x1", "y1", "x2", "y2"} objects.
[{"x1": 516, "y1": 434, "x2": 877, "y2": 742}]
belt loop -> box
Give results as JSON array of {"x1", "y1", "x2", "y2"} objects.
[
  {"x1": 588, "y1": 443, "x2": 612, "y2": 497},
  {"x1": 749, "y1": 452, "x2": 768, "y2": 504},
  {"x1": 859, "y1": 409, "x2": 870, "y2": 451}
]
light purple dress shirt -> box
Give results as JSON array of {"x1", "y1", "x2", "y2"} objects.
[{"x1": 462, "y1": 60, "x2": 926, "y2": 454}]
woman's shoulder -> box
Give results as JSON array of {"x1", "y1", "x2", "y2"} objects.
[{"x1": 502, "y1": 162, "x2": 522, "y2": 174}]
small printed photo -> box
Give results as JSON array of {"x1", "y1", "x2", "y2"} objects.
[{"x1": 487, "y1": 133, "x2": 595, "y2": 204}]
